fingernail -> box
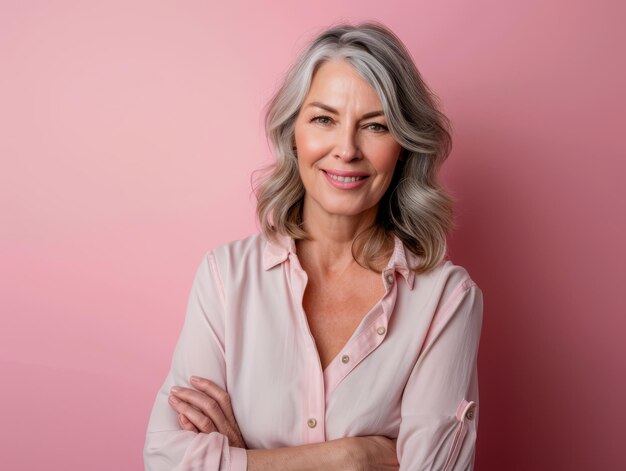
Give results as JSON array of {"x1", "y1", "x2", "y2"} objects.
[
  {"x1": 190, "y1": 376, "x2": 200, "y2": 383},
  {"x1": 170, "y1": 386, "x2": 181, "y2": 393},
  {"x1": 169, "y1": 395, "x2": 179, "y2": 404},
  {"x1": 179, "y1": 414, "x2": 188, "y2": 424}
]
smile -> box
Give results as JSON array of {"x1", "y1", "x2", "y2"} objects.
[
  {"x1": 322, "y1": 170, "x2": 370, "y2": 190},
  {"x1": 328, "y1": 174, "x2": 366, "y2": 182}
]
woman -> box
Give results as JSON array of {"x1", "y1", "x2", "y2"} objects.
[{"x1": 144, "y1": 21, "x2": 483, "y2": 470}]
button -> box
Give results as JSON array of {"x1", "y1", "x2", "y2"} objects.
[
  {"x1": 376, "y1": 326, "x2": 386, "y2": 335},
  {"x1": 307, "y1": 418, "x2": 317, "y2": 428},
  {"x1": 341, "y1": 355, "x2": 350, "y2": 363},
  {"x1": 386, "y1": 273, "x2": 395, "y2": 285},
  {"x1": 465, "y1": 407, "x2": 475, "y2": 420}
]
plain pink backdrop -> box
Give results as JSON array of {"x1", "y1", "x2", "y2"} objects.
[{"x1": 1, "y1": 1, "x2": 624, "y2": 469}]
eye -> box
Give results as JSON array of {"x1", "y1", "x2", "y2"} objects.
[
  {"x1": 365, "y1": 122, "x2": 388, "y2": 132},
  {"x1": 311, "y1": 115, "x2": 333, "y2": 126}
]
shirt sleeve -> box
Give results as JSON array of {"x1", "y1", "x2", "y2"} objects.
[
  {"x1": 397, "y1": 277, "x2": 483, "y2": 471},
  {"x1": 143, "y1": 251, "x2": 247, "y2": 471}
]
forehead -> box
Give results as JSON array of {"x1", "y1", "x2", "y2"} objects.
[{"x1": 305, "y1": 59, "x2": 381, "y2": 106}]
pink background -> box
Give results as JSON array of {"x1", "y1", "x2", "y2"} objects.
[{"x1": 1, "y1": 1, "x2": 624, "y2": 469}]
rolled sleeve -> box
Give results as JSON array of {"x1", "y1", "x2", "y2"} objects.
[
  {"x1": 397, "y1": 278, "x2": 483, "y2": 471},
  {"x1": 143, "y1": 251, "x2": 247, "y2": 471}
]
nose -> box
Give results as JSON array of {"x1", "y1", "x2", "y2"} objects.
[{"x1": 333, "y1": 125, "x2": 361, "y2": 162}]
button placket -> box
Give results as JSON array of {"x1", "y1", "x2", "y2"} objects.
[
  {"x1": 324, "y1": 309, "x2": 390, "y2": 399},
  {"x1": 288, "y1": 256, "x2": 326, "y2": 443},
  {"x1": 304, "y1": 352, "x2": 325, "y2": 442}
]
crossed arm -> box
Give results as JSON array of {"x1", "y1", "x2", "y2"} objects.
[{"x1": 166, "y1": 375, "x2": 398, "y2": 471}]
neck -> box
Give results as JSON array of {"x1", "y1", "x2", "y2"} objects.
[{"x1": 295, "y1": 197, "x2": 378, "y2": 276}]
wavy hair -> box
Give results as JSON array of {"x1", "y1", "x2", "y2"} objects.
[{"x1": 253, "y1": 21, "x2": 454, "y2": 274}]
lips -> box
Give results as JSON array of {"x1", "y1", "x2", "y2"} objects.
[
  {"x1": 322, "y1": 169, "x2": 370, "y2": 178},
  {"x1": 326, "y1": 173, "x2": 367, "y2": 183},
  {"x1": 321, "y1": 169, "x2": 370, "y2": 189}
]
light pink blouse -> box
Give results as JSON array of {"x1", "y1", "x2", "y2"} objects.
[{"x1": 144, "y1": 232, "x2": 483, "y2": 470}]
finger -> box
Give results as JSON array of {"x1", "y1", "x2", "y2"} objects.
[
  {"x1": 171, "y1": 384, "x2": 232, "y2": 433},
  {"x1": 169, "y1": 395, "x2": 216, "y2": 433},
  {"x1": 168, "y1": 394, "x2": 218, "y2": 434},
  {"x1": 178, "y1": 413, "x2": 199, "y2": 433},
  {"x1": 189, "y1": 377, "x2": 240, "y2": 428},
  {"x1": 186, "y1": 378, "x2": 246, "y2": 448}
]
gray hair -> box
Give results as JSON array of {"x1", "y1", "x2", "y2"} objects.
[{"x1": 253, "y1": 21, "x2": 454, "y2": 274}]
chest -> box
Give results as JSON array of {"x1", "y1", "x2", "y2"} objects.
[
  {"x1": 224, "y1": 260, "x2": 432, "y2": 448},
  {"x1": 302, "y1": 271, "x2": 386, "y2": 370}
]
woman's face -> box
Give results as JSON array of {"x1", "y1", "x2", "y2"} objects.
[{"x1": 293, "y1": 59, "x2": 403, "y2": 224}]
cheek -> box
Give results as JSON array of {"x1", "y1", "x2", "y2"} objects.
[
  {"x1": 371, "y1": 147, "x2": 401, "y2": 174},
  {"x1": 297, "y1": 135, "x2": 330, "y2": 161},
  {"x1": 295, "y1": 123, "x2": 333, "y2": 156}
]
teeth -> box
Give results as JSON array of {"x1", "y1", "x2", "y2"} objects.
[{"x1": 328, "y1": 173, "x2": 365, "y2": 182}]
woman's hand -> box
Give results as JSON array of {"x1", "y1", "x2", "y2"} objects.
[{"x1": 168, "y1": 376, "x2": 247, "y2": 449}]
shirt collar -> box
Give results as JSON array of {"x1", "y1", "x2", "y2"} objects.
[
  {"x1": 262, "y1": 231, "x2": 295, "y2": 270},
  {"x1": 262, "y1": 232, "x2": 417, "y2": 289},
  {"x1": 384, "y1": 235, "x2": 417, "y2": 289}
]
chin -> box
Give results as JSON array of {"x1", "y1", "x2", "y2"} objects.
[
  {"x1": 319, "y1": 201, "x2": 375, "y2": 219},
  {"x1": 304, "y1": 192, "x2": 379, "y2": 221}
]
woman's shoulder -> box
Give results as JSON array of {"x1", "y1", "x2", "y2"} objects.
[
  {"x1": 398, "y1": 237, "x2": 478, "y2": 293},
  {"x1": 412, "y1": 256, "x2": 481, "y2": 302},
  {"x1": 404, "y1": 257, "x2": 483, "y2": 341},
  {"x1": 209, "y1": 231, "x2": 265, "y2": 256},
  {"x1": 435, "y1": 258, "x2": 478, "y2": 287},
  {"x1": 204, "y1": 232, "x2": 270, "y2": 279}
]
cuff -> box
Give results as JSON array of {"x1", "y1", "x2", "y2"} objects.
[{"x1": 229, "y1": 446, "x2": 247, "y2": 471}]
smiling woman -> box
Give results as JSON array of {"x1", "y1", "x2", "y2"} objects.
[
  {"x1": 144, "y1": 21, "x2": 482, "y2": 471},
  {"x1": 294, "y1": 59, "x2": 403, "y2": 230}
]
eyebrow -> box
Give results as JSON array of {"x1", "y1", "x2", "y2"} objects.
[{"x1": 306, "y1": 101, "x2": 385, "y2": 120}]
